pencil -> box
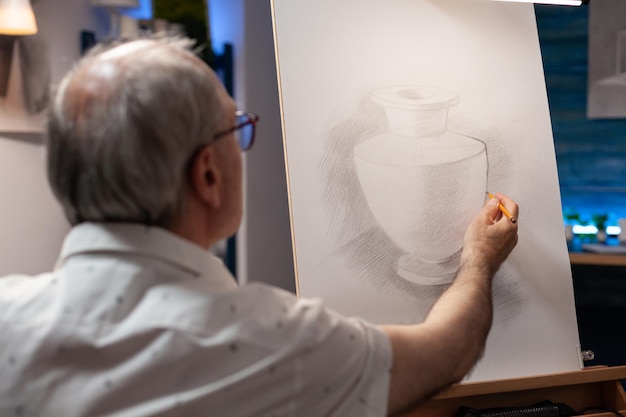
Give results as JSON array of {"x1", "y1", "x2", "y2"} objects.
[{"x1": 486, "y1": 192, "x2": 517, "y2": 224}]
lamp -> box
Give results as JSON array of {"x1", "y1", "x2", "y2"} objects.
[
  {"x1": 490, "y1": 0, "x2": 588, "y2": 5},
  {"x1": 91, "y1": 0, "x2": 140, "y2": 39},
  {"x1": 0, "y1": 0, "x2": 38, "y2": 35}
]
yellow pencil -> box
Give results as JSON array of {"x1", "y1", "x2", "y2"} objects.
[{"x1": 487, "y1": 192, "x2": 517, "y2": 224}]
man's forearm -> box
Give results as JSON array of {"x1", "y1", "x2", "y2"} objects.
[
  {"x1": 424, "y1": 261, "x2": 494, "y2": 377},
  {"x1": 382, "y1": 261, "x2": 495, "y2": 416}
]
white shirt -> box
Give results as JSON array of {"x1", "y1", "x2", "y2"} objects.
[{"x1": 0, "y1": 223, "x2": 392, "y2": 417}]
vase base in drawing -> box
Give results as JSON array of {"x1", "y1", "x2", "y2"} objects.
[{"x1": 397, "y1": 249, "x2": 462, "y2": 285}]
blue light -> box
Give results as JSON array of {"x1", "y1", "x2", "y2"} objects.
[
  {"x1": 571, "y1": 225, "x2": 622, "y2": 235},
  {"x1": 122, "y1": 0, "x2": 152, "y2": 20},
  {"x1": 606, "y1": 225, "x2": 621, "y2": 235},
  {"x1": 572, "y1": 225, "x2": 598, "y2": 235}
]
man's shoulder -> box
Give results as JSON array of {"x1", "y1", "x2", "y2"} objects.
[
  {"x1": 0, "y1": 271, "x2": 57, "y2": 294},
  {"x1": 0, "y1": 272, "x2": 58, "y2": 319},
  {"x1": 228, "y1": 282, "x2": 323, "y2": 317}
]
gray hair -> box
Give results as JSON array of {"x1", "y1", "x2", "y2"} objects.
[{"x1": 46, "y1": 37, "x2": 231, "y2": 226}]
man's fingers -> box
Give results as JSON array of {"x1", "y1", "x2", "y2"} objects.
[
  {"x1": 483, "y1": 198, "x2": 501, "y2": 223},
  {"x1": 493, "y1": 193, "x2": 519, "y2": 224}
]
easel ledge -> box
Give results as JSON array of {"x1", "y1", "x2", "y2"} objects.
[{"x1": 401, "y1": 366, "x2": 626, "y2": 417}]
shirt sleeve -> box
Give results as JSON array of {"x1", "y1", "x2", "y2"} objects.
[{"x1": 238, "y1": 284, "x2": 393, "y2": 417}]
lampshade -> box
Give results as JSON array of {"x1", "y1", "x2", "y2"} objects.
[
  {"x1": 91, "y1": 0, "x2": 139, "y2": 7},
  {"x1": 0, "y1": 0, "x2": 38, "y2": 35}
]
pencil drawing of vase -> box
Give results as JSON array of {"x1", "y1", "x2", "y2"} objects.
[{"x1": 353, "y1": 85, "x2": 487, "y2": 285}]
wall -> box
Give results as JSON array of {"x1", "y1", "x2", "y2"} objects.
[
  {"x1": 0, "y1": 1, "x2": 107, "y2": 276},
  {"x1": 0, "y1": 138, "x2": 68, "y2": 275},
  {"x1": 209, "y1": 0, "x2": 296, "y2": 292},
  {"x1": 536, "y1": 5, "x2": 626, "y2": 224}
]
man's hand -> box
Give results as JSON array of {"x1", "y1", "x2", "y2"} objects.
[{"x1": 461, "y1": 193, "x2": 519, "y2": 276}]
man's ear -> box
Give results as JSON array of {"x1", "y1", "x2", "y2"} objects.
[{"x1": 189, "y1": 144, "x2": 222, "y2": 208}]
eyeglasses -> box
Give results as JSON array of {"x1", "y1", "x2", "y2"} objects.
[{"x1": 213, "y1": 111, "x2": 259, "y2": 151}]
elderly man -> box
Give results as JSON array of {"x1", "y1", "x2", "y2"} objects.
[{"x1": 0, "y1": 38, "x2": 518, "y2": 417}]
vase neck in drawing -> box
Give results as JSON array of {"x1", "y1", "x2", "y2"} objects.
[
  {"x1": 372, "y1": 85, "x2": 460, "y2": 138},
  {"x1": 386, "y1": 108, "x2": 449, "y2": 138}
]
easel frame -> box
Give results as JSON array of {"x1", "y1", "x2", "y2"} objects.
[{"x1": 401, "y1": 366, "x2": 626, "y2": 417}]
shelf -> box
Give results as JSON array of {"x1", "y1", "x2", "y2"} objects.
[{"x1": 569, "y1": 252, "x2": 626, "y2": 267}]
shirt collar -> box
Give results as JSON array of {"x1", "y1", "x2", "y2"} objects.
[{"x1": 58, "y1": 222, "x2": 237, "y2": 289}]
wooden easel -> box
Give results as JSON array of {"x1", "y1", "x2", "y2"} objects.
[{"x1": 401, "y1": 366, "x2": 626, "y2": 417}]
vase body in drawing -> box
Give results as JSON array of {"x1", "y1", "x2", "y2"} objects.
[{"x1": 353, "y1": 85, "x2": 488, "y2": 285}]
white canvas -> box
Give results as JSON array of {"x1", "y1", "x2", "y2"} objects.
[{"x1": 272, "y1": 0, "x2": 581, "y2": 382}]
